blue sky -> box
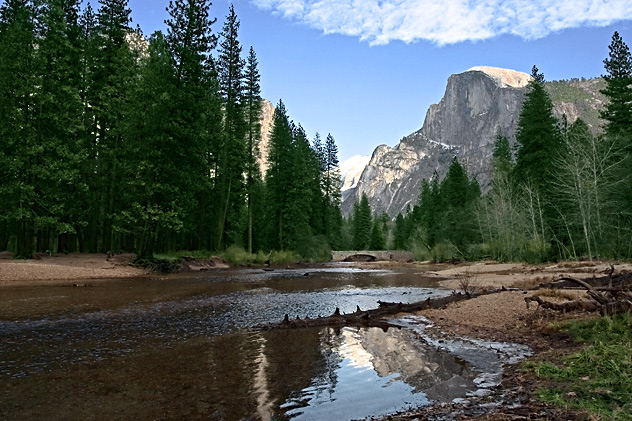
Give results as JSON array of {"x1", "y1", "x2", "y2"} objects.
[{"x1": 111, "y1": 0, "x2": 631, "y2": 161}]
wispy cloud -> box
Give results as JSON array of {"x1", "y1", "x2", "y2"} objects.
[{"x1": 250, "y1": 0, "x2": 632, "y2": 45}]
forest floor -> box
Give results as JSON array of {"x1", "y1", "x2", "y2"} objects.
[{"x1": 2, "y1": 253, "x2": 631, "y2": 418}]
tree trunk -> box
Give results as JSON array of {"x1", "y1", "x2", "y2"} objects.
[
  {"x1": 217, "y1": 178, "x2": 231, "y2": 250},
  {"x1": 16, "y1": 219, "x2": 34, "y2": 259},
  {"x1": 0, "y1": 221, "x2": 8, "y2": 251},
  {"x1": 57, "y1": 233, "x2": 69, "y2": 254},
  {"x1": 37, "y1": 229, "x2": 50, "y2": 252}
]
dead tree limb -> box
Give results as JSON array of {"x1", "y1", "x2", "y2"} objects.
[
  {"x1": 528, "y1": 273, "x2": 632, "y2": 316},
  {"x1": 525, "y1": 296, "x2": 601, "y2": 313},
  {"x1": 259, "y1": 292, "x2": 476, "y2": 331}
]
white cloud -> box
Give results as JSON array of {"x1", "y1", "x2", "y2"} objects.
[{"x1": 250, "y1": 0, "x2": 632, "y2": 45}]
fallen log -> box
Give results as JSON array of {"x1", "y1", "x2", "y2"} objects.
[
  {"x1": 529, "y1": 272, "x2": 632, "y2": 316},
  {"x1": 525, "y1": 296, "x2": 601, "y2": 313},
  {"x1": 259, "y1": 292, "x2": 478, "y2": 331}
]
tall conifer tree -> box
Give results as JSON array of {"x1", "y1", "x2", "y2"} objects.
[
  {"x1": 244, "y1": 46, "x2": 262, "y2": 253},
  {"x1": 514, "y1": 66, "x2": 563, "y2": 193},
  {"x1": 36, "y1": 0, "x2": 85, "y2": 253},
  {"x1": 90, "y1": 0, "x2": 135, "y2": 252},
  {"x1": 265, "y1": 100, "x2": 294, "y2": 250},
  {"x1": 600, "y1": 31, "x2": 632, "y2": 140},
  {"x1": 215, "y1": 4, "x2": 246, "y2": 248},
  {"x1": 352, "y1": 193, "x2": 372, "y2": 250},
  {"x1": 323, "y1": 133, "x2": 342, "y2": 246},
  {"x1": 163, "y1": 0, "x2": 219, "y2": 252},
  {"x1": 0, "y1": 0, "x2": 39, "y2": 257}
]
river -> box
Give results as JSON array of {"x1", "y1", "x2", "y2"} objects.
[{"x1": 0, "y1": 264, "x2": 530, "y2": 420}]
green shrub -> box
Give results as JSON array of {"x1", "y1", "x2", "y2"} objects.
[
  {"x1": 133, "y1": 256, "x2": 182, "y2": 273},
  {"x1": 222, "y1": 246, "x2": 269, "y2": 265},
  {"x1": 431, "y1": 242, "x2": 461, "y2": 262},
  {"x1": 295, "y1": 234, "x2": 332, "y2": 262},
  {"x1": 269, "y1": 250, "x2": 301, "y2": 264}
]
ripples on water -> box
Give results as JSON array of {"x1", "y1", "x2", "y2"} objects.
[{"x1": 0, "y1": 266, "x2": 527, "y2": 420}]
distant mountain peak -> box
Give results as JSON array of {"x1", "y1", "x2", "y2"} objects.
[
  {"x1": 465, "y1": 66, "x2": 532, "y2": 88},
  {"x1": 340, "y1": 155, "x2": 371, "y2": 192}
]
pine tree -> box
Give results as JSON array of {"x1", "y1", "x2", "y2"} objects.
[
  {"x1": 600, "y1": 31, "x2": 632, "y2": 140},
  {"x1": 264, "y1": 100, "x2": 295, "y2": 250},
  {"x1": 514, "y1": 65, "x2": 563, "y2": 201},
  {"x1": 164, "y1": 0, "x2": 219, "y2": 252},
  {"x1": 438, "y1": 158, "x2": 481, "y2": 247},
  {"x1": 492, "y1": 133, "x2": 513, "y2": 179},
  {"x1": 352, "y1": 193, "x2": 372, "y2": 250},
  {"x1": 244, "y1": 46, "x2": 262, "y2": 253},
  {"x1": 76, "y1": 2, "x2": 100, "y2": 252},
  {"x1": 123, "y1": 32, "x2": 185, "y2": 259},
  {"x1": 369, "y1": 218, "x2": 385, "y2": 250},
  {"x1": 36, "y1": 0, "x2": 85, "y2": 253},
  {"x1": 393, "y1": 213, "x2": 408, "y2": 250},
  {"x1": 323, "y1": 133, "x2": 342, "y2": 245},
  {"x1": 514, "y1": 66, "x2": 563, "y2": 191},
  {"x1": 0, "y1": 0, "x2": 39, "y2": 258},
  {"x1": 89, "y1": 0, "x2": 136, "y2": 253},
  {"x1": 215, "y1": 4, "x2": 246, "y2": 248},
  {"x1": 416, "y1": 176, "x2": 441, "y2": 247}
]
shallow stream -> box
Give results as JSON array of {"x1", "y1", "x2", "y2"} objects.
[{"x1": 0, "y1": 265, "x2": 529, "y2": 420}]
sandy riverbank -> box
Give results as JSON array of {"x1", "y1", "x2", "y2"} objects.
[
  {"x1": 0, "y1": 252, "x2": 148, "y2": 286},
  {"x1": 2, "y1": 253, "x2": 629, "y2": 328}
]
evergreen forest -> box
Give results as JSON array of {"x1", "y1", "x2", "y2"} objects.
[
  {"x1": 2, "y1": 1, "x2": 632, "y2": 265},
  {"x1": 0, "y1": 0, "x2": 343, "y2": 261}
]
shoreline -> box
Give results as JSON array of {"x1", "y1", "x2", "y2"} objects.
[
  {"x1": 1, "y1": 253, "x2": 629, "y2": 418},
  {"x1": 0, "y1": 252, "x2": 149, "y2": 286}
]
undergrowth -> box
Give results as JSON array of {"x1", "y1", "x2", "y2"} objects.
[
  {"x1": 133, "y1": 256, "x2": 182, "y2": 273},
  {"x1": 526, "y1": 313, "x2": 632, "y2": 419}
]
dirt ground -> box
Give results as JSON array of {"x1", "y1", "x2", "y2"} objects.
[
  {"x1": 416, "y1": 260, "x2": 632, "y2": 334},
  {"x1": 0, "y1": 251, "x2": 148, "y2": 286}
]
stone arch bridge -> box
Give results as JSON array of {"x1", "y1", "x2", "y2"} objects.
[{"x1": 331, "y1": 251, "x2": 415, "y2": 262}]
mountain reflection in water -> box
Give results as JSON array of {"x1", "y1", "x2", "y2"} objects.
[
  {"x1": 281, "y1": 327, "x2": 475, "y2": 420},
  {"x1": 0, "y1": 266, "x2": 526, "y2": 420}
]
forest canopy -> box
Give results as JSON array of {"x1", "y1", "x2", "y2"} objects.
[{"x1": 0, "y1": 0, "x2": 343, "y2": 260}]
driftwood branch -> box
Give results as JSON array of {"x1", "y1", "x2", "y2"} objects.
[
  {"x1": 524, "y1": 295, "x2": 600, "y2": 313},
  {"x1": 528, "y1": 266, "x2": 632, "y2": 316},
  {"x1": 259, "y1": 292, "x2": 477, "y2": 331}
]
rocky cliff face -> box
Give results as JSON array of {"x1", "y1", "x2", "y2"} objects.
[
  {"x1": 258, "y1": 99, "x2": 276, "y2": 176},
  {"x1": 342, "y1": 67, "x2": 604, "y2": 217}
]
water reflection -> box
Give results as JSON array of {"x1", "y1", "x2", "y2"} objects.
[
  {"x1": 282, "y1": 327, "x2": 476, "y2": 420},
  {"x1": 0, "y1": 266, "x2": 525, "y2": 420}
]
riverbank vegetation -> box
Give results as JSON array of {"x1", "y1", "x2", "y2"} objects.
[
  {"x1": 0, "y1": 0, "x2": 342, "y2": 262},
  {"x1": 526, "y1": 314, "x2": 632, "y2": 419}
]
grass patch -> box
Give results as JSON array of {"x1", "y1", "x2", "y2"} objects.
[
  {"x1": 221, "y1": 246, "x2": 269, "y2": 265},
  {"x1": 269, "y1": 250, "x2": 301, "y2": 265},
  {"x1": 526, "y1": 313, "x2": 632, "y2": 419}
]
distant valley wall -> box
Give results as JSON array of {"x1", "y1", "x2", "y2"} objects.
[{"x1": 341, "y1": 68, "x2": 605, "y2": 217}]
